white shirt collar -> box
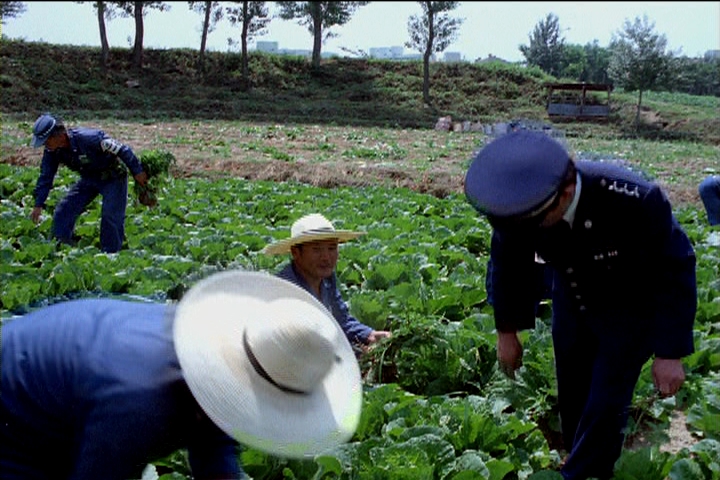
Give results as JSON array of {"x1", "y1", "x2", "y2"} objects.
[{"x1": 562, "y1": 172, "x2": 582, "y2": 226}]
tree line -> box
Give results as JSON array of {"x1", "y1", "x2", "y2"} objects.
[
  {"x1": 1, "y1": 1, "x2": 717, "y2": 119},
  {"x1": 521, "y1": 12, "x2": 719, "y2": 99}
]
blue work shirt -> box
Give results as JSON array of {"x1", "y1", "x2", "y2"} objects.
[
  {"x1": 277, "y1": 262, "x2": 373, "y2": 345},
  {"x1": 33, "y1": 127, "x2": 144, "y2": 208},
  {"x1": 0, "y1": 298, "x2": 241, "y2": 480}
]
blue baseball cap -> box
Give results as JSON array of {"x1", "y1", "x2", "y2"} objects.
[
  {"x1": 31, "y1": 114, "x2": 58, "y2": 148},
  {"x1": 464, "y1": 130, "x2": 572, "y2": 222}
]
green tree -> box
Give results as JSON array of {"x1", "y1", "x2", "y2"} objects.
[
  {"x1": 0, "y1": 1, "x2": 25, "y2": 23},
  {"x1": 77, "y1": 1, "x2": 122, "y2": 68},
  {"x1": 114, "y1": 1, "x2": 171, "y2": 70},
  {"x1": 225, "y1": 1, "x2": 270, "y2": 90},
  {"x1": 581, "y1": 40, "x2": 611, "y2": 84},
  {"x1": 558, "y1": 44, "x2": 587, "y2": 81},
  {"x1": 276, "y1": 1, "x2": 369, "y2": 69},
  {"x1": 188, "y1": 1, "x2": 224, "y2": 73},
  {"x1": 405, "y1": 1, "x2": 463, "y2": 106},
  {"x1": 608, "y1": 15, "x2": 675, "y2": 128},
  {"x1": 519, "y1": 12, "x2": 565, "y2": 77},
  {"x1": 669, "y1": 56, "x2": 720, "y2": 96}
]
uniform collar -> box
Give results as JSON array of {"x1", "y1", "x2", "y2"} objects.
[{"x1": 562, "y1": 172, "x2": 582, "y2": 226}]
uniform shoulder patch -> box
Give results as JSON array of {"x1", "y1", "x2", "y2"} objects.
[
  {"x1": 598, "y1": 177, "x2": 650, "y2": 199},
  {"x1": 100, "y1": 138, "x2": 123, "y2": 155}
]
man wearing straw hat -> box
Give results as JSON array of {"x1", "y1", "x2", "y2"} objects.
[
  {"x1": 262, "y1": 213, "x2": 391, "y2": 355},
  {"x1": 0, "y1": 270, "x2": 362, "y2": 479}
]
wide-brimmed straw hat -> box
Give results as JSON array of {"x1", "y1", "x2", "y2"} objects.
[
  {"x1": 262, "y1": 213, "x2": 365, "y2": 255},
  {"x1": 173, "y1": 269, "x2": 363, "y2": 459}
]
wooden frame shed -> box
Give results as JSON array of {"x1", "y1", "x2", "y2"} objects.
[{"x1": 546, "y1": 82, "x2": 614, "y2": 120}]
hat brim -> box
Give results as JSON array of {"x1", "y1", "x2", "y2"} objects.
[
  {"x1": 173, "y1": 270, "x2": 362, "y2": 459},
  {"x1": 31, "y1": 135, "x2": 47, "y2": 148},
  {"x1": 262, "y1": 231, "x2": 365, "y2": 255}
]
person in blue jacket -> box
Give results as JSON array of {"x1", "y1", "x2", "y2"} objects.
[
  {"x1": 1, "y1": 270, "x2": 363, "y2": 479},
  {"x1": 262, "y1": 213, "x2": 391, "y2": 355},
  {"x1": 29, "y1": 113, "x2": 149, "y2": 253},
  {"x1": 698, "y1": 174, "x2": 720, "y2": 226},
  {"x1": 464, "y1": 130, "x2": 697, "y2": 480}
]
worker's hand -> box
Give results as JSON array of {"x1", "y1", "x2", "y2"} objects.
[
  {"x1": 367, "y1": 330, "x2": 391, "y2": 345},
  {"x1": 652, "y1": 357, "x2": 685, "y2": 397},
  {"x1": 497, "y1": 331, "x2": 523, "y2": 380},
  {"x1": 134, "y1": 171, "x2": 149, "y2": 187},
  {"x1": 30, "y1": 206, "x2": 43, "y2": 224}
]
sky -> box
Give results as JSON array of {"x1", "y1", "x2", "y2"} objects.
[{"x1": 1, "y1": 1, "x2": 718, "y2": 62}]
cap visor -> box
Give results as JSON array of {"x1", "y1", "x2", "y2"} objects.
[{"x1": 31, "y1": 136, "x2": 46, "y2": 148}]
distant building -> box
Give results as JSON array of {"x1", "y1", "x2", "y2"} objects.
[
  {"x1": 369, "y1": 46, "x2": 407, "y2": 59},
  {"x1": 256, "y1": 41, "x2": 278, "y2": 53},
  {"x1": 704, "y1": 49, "x2": 720, "y2": 60},
  {"x1": 254, "y1": 40, "x2": 447, "y2": 62},
  {"x1": 400, "y1": 53, "x2": 424, "y2": 61},
  {"x1": 369, "y1": 47, "x2": 394, "y2": 59},
  {"x1": 443, "y1": 51, "x2": 462, "y2": 62},
  {"x1": 368, "y1": 46, "x2": 438, "y2": 61},
  {"x1": 279, "y1": 48, "x2": 312, "y2": 58},
  {"x1": 253, "y1": 41, "x2": 338, "y2": 59}
]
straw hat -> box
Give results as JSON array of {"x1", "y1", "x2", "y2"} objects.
[
  {"x1": 262, "y1": 213, "x2": 365, "y2": 255},
  {"x1": 173, "y1": 269, "x2": 363, "y2": 459}
]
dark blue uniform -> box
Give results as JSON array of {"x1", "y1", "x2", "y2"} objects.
[
  {"x1": 34, "y1": 128, "x2": 144, "y2": 253},
  {"x1": 698, "y1": 174, "x2": 720, "y2": 226},
  {"x1": 0, "y1": 299, "x2": 242, "y2": 479},
  {"x1": 277, "y1": 262, "x2": 373, "y2": 346},
  {"x1": 465, "y1": 131, "x2": 697, "y2": 480},
  {"x1": 489, "y1": 160, "x2": 696, "y2": 477}
]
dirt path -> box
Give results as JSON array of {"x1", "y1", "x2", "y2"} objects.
[{"x1": 627, "y1": 410, "x2": 699, "y2": 454}]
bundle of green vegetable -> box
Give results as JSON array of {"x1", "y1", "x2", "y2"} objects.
[{"x1": 135, "y1": 149, "x2": 177, "y2": 207}]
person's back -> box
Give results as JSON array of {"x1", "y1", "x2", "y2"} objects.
[{"x1": 1, "y1": 298, "x2": 239, "y2": 479}]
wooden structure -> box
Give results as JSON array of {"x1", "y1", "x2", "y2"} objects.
[{"x1": 546, "y1": 83, "x2": 613, "y2": 120}]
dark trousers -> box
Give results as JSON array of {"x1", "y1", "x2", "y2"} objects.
[
  {"x1": 552, "y1": 291, "x2": 652, "y2": 480},
  {"x1": 52, "y1": 174, "x2": 128, "y2": 253},
  {"x1": 1, "y1": 400, "x2": 74, "y2": 479}
]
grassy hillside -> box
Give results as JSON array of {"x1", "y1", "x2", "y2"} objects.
[{"x1": 1, "y1": 38, "x2": 718, "y2": 145}]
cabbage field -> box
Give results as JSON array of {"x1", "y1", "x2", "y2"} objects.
[{"x1": 1, "y1": 146, "x2": 719, "y2": 479}]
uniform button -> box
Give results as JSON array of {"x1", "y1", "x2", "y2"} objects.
[
  {"x1": 570, "y1": 282, "x2": 578, "y2": 288},
  {"x1": 584, "y1": 220, "x2": 592, "y2": 229},
  {"x1": 579, "y1": 305, "x2": 586, "y2": 311},
  {"x1": 575, "y1": 295, "x2": 582, "y2": 300},
  {"x1": 566, "y1": 267, "x2": 574, "y2": 274}
]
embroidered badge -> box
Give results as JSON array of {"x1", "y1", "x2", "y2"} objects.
[
  {"x1": 100, "y1": 138, "x2": 123, "y2": 155},
  {"x1": 606, "y1": 180, "x2": 640, "y2": 198}
]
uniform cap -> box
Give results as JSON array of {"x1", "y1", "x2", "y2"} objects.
[
  {"x1": 31, "y1": 114, "x2": 58, "y2": 148},
  {"x1": 464, "y1": 130, "x2": 572, "y2": 220}
]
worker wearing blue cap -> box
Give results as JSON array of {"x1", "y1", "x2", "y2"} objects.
[
  {"x1": 464, "y1": 130, "x2": 697, "y2": 480},
  {"x1": 29, "y1": 113, "x2": 149, "y2": 253}
]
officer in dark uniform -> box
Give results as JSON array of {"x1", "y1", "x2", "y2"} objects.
[
  {"x1": 464, "y1": 130, "x2": 697, "y2": 480},
  {"x1": 29, "y1": 113, "x2": 149, "y2": 253}
]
